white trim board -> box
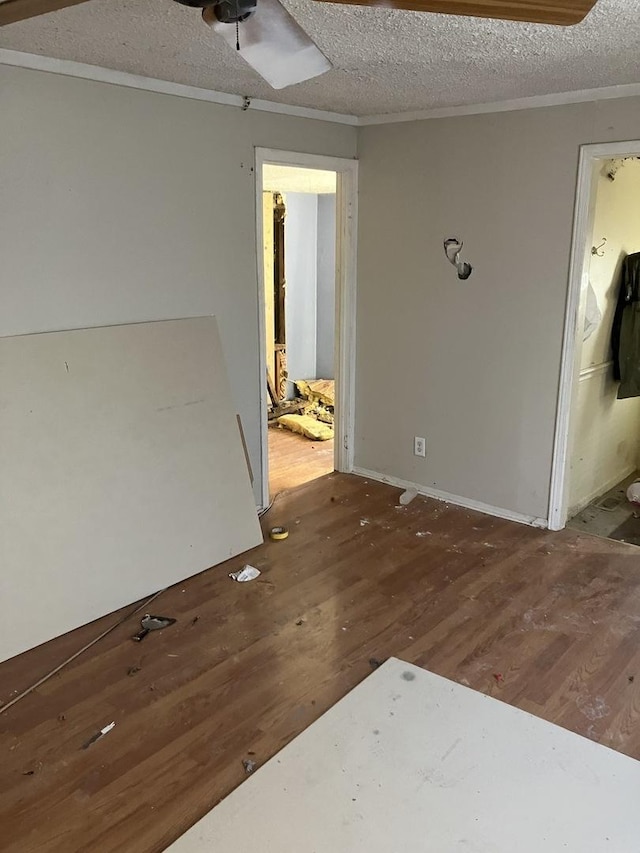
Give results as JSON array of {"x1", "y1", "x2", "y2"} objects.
[
  {"x1": 3, "y1": 49, "x2": 640, "y2": 126},
  {"x1": 548, "y1": 139, "x2": 640, "y2": 532},
  {"x1": 352, "y1": 466, "x2": 547, "y2": 529},
  {"x1": 255, "y1": 148, "x2": 358, "y2": 510}
]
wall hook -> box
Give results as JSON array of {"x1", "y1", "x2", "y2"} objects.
[
  {"x1": 443, "y1": 237, "x2": 473, "y2": 280},
  {"x1": 241, "y1": 95, "x2": 251, "y2": 111},
  {"x1": 591, "y1": 237, "x2": 606, "y2": 257}
]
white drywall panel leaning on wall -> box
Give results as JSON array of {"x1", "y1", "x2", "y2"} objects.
[{"x1": 0, "y1": 317, "x2": 262, "y2": 663}]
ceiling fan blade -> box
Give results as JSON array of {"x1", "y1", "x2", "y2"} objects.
[
  {"x1": 0, "y1": 0, "x2": 91, "y2": 26},
  {"x1": 204, "y1": 0, "x2": 332, "y2": 89},
  {"x1": 314, "y1": 0, "x2": 596, "y2": 26}
]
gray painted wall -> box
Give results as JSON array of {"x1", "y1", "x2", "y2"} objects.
[
  {"x1": 11, "y1": 62, "x2": 640, "y2": 524},
  {"x1": 0, "y1": 65, "x2": 356, "y2": 504},
  {"x1": 356, "y1": 97, "x2": 640, "y2": 521},
  {"x1": 316, "y1": 194, "x2": 336, "y2": 379}
]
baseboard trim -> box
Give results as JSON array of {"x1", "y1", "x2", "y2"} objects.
[{"x1": 352, "y1": 466, "x2": 548, "y2": 529}]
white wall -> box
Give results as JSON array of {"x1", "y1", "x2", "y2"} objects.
[
  {"x1": 568, "y1": 160, "x2": 640, "y2": 513},
  {"x1": 285, "y1": 192, "x2": 318, "y2": 396},
  {"x1": 283, "y1": 191, "x2": 336, "y2": 396},
  {"x1": 0, "y1": 65, "x2": 356, "y2": 503},
  {"x1": 356, "y1": 98, "x2": 640, "y2": 521},
  {"x1": 316, "y1": 194, "x2": 336, "y2": 379}
]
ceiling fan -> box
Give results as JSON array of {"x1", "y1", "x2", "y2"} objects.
[{"x1": 0, "y1": 0, "x2": 598, "y2": 90}]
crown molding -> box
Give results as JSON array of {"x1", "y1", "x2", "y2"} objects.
[
  {"x1": 3, "y1": 48, "x2": 640, "y2": 128},
  {"x1": 0, "y1": 49, "x2": 358, "y2": 126},
  {"x1": 358, "y1": 81, "x2": 640, "y2": 125}
]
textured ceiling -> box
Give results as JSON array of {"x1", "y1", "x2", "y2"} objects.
[{"x1": 0, "y1": 0, "x2": 637, "y2": 116}]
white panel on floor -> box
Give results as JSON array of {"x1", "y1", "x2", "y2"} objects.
[
  {"x1": 0, "y1": 317, "x2": 262, "y2": 662},
  {"x1": 170, "y1": 658, "x2": 640, "y2": 852}
]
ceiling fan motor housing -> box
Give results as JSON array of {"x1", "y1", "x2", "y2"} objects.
[
  {"x1": 173, "y1": 0, "x2": 256, "y2": 23},
  {"x1": 214, "y1": 0, "x2": 257, "y2": 22}
]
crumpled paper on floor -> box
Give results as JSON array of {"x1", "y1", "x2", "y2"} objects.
[{"x1": 229, "y1": 565, "x2": 261, "y2": 582}]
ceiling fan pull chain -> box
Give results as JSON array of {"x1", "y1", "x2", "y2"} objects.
[{"x1": 235, "y1": 0, "x2": 240, "y2": 50}]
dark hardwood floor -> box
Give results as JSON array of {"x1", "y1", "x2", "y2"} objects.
[{"x1": 2, "y1": 472, "x2": 640, "y2": 852}]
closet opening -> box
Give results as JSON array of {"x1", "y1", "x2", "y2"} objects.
[{"x1": 550, "y1": 143, "x2": 640, "y2": 543}]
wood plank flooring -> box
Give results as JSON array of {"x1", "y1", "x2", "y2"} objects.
[
  {"x1": 2, "y1": 472, "x2": 640, "y2": 852},
  {"x1": 268, "y1": 425, "x2": 334, "y2": 496}
]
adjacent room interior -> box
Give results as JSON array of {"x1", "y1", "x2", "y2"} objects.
[
  {"x1": 2, "y1": 0, "x2": 640, "y2": 850},
  {"x1": 261, "y1": 164, "x2": 338, "y2": 497}
]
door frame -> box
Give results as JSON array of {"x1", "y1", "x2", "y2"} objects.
[
  {"x1": 548, "y1": 139, "x2": 640, "y2": 530},
  {"x1": 254, "y1": 148, "x2": 358, "y2": 509}
]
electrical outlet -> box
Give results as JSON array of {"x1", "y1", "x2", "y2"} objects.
[{"x1": 414, "y1": 436, "x2": 426, "y2": 457}]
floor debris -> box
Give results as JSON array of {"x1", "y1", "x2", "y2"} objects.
[
  {"x1": 132, "y1": 614, "x2": 177, "y2": 642},
  {"x1": 0, "y1": 590, "x2": 166, "y2": 716},
  {"x1": 277, "y1": 413, "x2": 333, "y2": 441},
  {"x1": 81, "y1": 721, "x2": 115, "y2": 750},
  {"x1": 493, "y1": 673, "x2": 504, "y2": 684},
  {"x1": 127, "y1": 666, "x2": 141, "y2": 677},
  {"x1": 242, "y1": 759, "x2": 257, "y2": 774},
  {"x1": 229, "y1": 565, "x2": 261, "y2": 583},
  {"x1": 568, "y1": 473, "x2": 640, "y2": 546},
  {"x1": 296, "y1": 619, "x2": 304, "y2": 626},
  {"x1": 269, "y1": 526, "x2": 289, "y2": 541},
  {"x1": 399, "y1": 487, "x2": 418, "y2": 506},
  {"x1": 369, "y1": 658, "x2": 384, "y2": 670}
]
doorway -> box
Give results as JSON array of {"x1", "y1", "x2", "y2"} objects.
[
  {"x1": 549, "y1": 141, "x2": 640, "y2": 542},
  {"x1": 255, "y1": 150, "x2": 357, "y2": 508}
]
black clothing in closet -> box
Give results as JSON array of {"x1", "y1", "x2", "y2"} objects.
[{"x1": 611, "y1": 251, "x2": 640, "y2": 399}]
